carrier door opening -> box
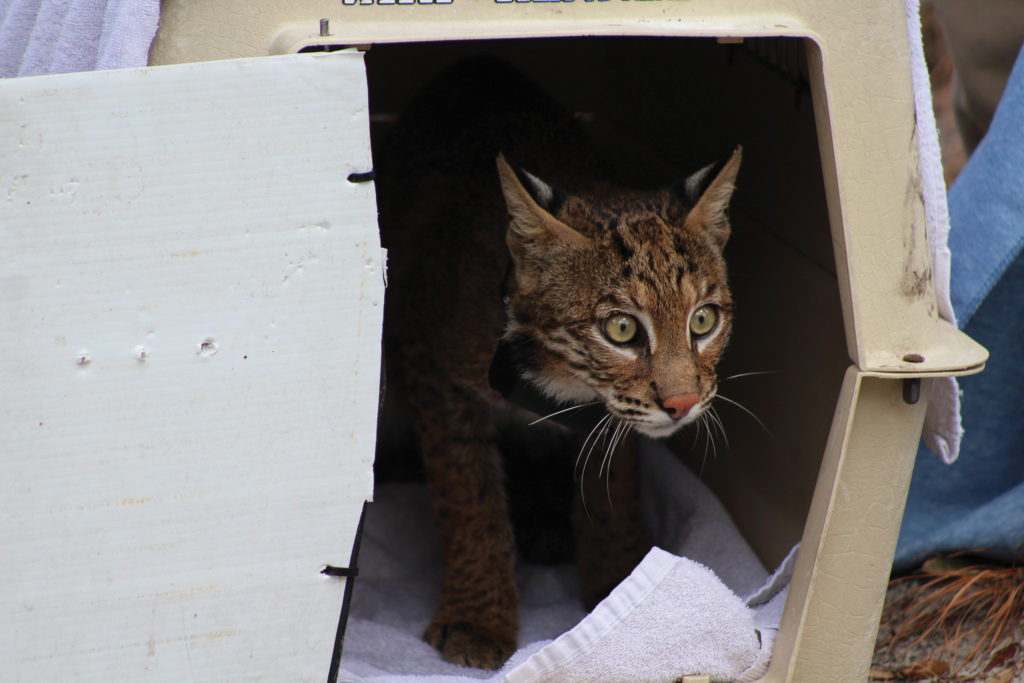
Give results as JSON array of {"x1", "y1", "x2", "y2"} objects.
[{"x1": 365, "y1": 36, "x2": 845, "y2": 570}]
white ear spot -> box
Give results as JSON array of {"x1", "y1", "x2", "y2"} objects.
[
  {"x1": 521, "y1": 169, "x2": 555, "y2": 208},
  {"x1": 683, "y1": 162, "x2": 716, "y2": 203}
]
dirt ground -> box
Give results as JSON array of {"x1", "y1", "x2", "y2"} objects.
[{"x1": 872, "y1": 557, "x2": 1024, "y2": 682}]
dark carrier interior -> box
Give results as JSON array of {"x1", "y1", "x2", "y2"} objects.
[{"x1": 366, "y1": 36, "x2": 848, "y2": 571}]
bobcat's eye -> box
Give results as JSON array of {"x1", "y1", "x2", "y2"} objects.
[
  {"x1": 689, "y1": 305, "x2": 718, "y2": 337},
  {"x1": 604, "y1": 314, "x2": 640, "y2": 345}
]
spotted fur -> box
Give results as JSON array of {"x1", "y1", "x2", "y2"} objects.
[{"x1": 375, "y1": 59, "x2": 741, "y2": 670}]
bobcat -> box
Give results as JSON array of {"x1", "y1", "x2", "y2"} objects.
[{"x1": 374, "y1": 58, "x2": 741, "y2": 670}]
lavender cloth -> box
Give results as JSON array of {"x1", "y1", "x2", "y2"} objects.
[{"x1": 1, "y1": 0, "x2": 159, "y2": 78}]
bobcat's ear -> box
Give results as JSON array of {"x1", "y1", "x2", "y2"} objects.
[
  {"x1": 496, "y1": 154, "x2": 589, "y2": 255},
  {"x1": 675, "y1": 146, "x2": 742, "y2": 249}
]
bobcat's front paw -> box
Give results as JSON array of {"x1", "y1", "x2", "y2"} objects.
[{"x1": 424, "y1": 617, "x2": 516, "y2": 670}]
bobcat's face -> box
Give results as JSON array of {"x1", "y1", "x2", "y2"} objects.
[{"x1": 498, "y1": 149, "x2": 740, "y2": 438}]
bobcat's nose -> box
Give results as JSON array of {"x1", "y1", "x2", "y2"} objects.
[{"x1": 663, "y1": 393, "x2": 700, "y2": 420}]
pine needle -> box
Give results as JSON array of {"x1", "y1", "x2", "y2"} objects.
[{"x1": 874, "y1": 553, "x2": 1024, "y2": 680}]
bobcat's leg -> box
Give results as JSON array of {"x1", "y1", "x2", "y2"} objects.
[
  {"x1": 414, "y1": 384, "x2": 518, "y2": 670},
  {"x1": 574, "y1": 430, "x2": 651, "y2": 609}
]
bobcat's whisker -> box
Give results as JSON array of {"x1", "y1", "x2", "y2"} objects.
[
  {"x1": 598, "y1": 419, "x2": 619, "y2": 506},
  {"x1": 577, "y1": 413, "x2": 613, "y2": 521},
  {"x1": 706, "y1": 405, "x2": 729, "y2": 451},
  {"x1": 529, "y1": 401, "x2": 601, "y2": 426},
  {"x1": 689, "y1": 417, "x2": 702, "y2": 449},
  {"x1": 576, "y1": 413, "x2": 611, "y2": 478},
  {"x1": 597, "y1": 419, "x2": 619, "y2": 480},
  {"x1": 708, "y1": 412, "x2": 721, "y2": 469},
  {"x1": 696, "y1": 413, "x2": 712, "y2": 479},
  {"x1": 718, "y1": 370, "x2": 779, "y2": 383},
  {"x1": 612, "y1": 420, "x2": 631, "y2": 462},
  {"x1": 698, "y1": 413, "x2": 713, "y2": 477},
  {"x1": 599, "y1": 418, "x2": 627, "y2": 480},
  {"x1": 714, "y1": 393, "x2": 770, "y2": 435},
  {"x1": 604, "y1": 420, "x2": 632, "y2": 509}
]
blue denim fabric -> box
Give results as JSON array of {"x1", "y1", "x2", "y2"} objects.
[{"x1": 893, "y1": 45, "x2": 1024, "y2": 571}]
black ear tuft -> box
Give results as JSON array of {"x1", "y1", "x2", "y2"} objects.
[{"x1": 508, "y1": 162, "x2": 566, "y2": 216}]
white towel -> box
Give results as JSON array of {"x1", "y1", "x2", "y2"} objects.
[
  {"x1": 0, "y1": 0, "x2": 160, "y2": 78},
  {"x1": 505, "y1": 549, "x2": 757, "y2": 683},
  {"x1": 338, "y1": 442, "x2": 794, "y2": 683},
  {"x1": 904, "y1": 0, "x2": 964, "y2": 464}
]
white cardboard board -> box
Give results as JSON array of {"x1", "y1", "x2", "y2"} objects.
[{"x1": 1, "y1": 52, "x2": 382, "y2": 680}]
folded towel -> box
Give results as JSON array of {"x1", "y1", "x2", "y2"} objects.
[
  {"x1": 338, "y1": 442, "x2": 794, "y2": 683},
  {"x1": 505, "y1": 547, "x2": 779, "y2": 683},
  {"x1": 0, "y1": 0, "x2": 160, "y2": 78}
]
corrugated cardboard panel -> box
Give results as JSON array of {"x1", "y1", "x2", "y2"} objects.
[{"x1": 0, "y1": 52, "x2": 381, "y2": 680}]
